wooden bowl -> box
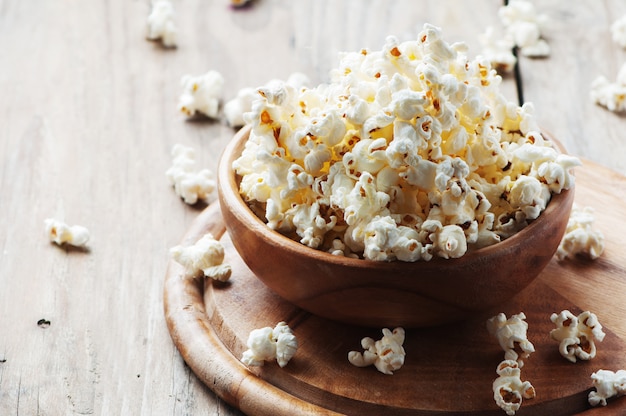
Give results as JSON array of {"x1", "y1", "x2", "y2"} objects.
[{"x1": 217, "y1": 126, "x2": 575, "y2": 328}]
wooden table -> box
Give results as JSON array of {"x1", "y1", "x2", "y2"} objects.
[{"x1": 2, "y1": 1, "x2": 626, "y2": 415}]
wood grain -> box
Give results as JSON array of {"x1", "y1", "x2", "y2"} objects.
[
  {"x1": 1, "y1": 0, "x2": 625, "y2": 415},
  {"x1": 517, "y1": 0, "x2": 626, "y2": 175}
]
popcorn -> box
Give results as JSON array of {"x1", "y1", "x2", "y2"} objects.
[
  {"x1": 549, "y1": 310, "x2": 605, "y2": 363},
  {"x1": 486, "y1": 312, "x2": 535, "y2": 367},
  {"x1": 433, "y1": 224, "x2": 467, "y2": 259},
  {"x1": 178, "y1": 70, "x2": 224, "y2": 118},
  {"x1": 170, "y1": 233, "x2": 231, "y2": 281},
  {"x1": 362, "y1": 216, "x2": 426, "y2": 262},
  {"x1": 146, "y1": 0, "x2": 177, "y2": 48},
  {"x1": 230, "y1": 0, "x2": 252, "y2": 7},
  {"x1": 588, "y1": 369, "x2": 626, "y2": 407},
  {"x1": 224, "y1": 73, "x2": 311, "y2": 128},
  {"x1": 44, "y1": 219, "x2": 90, "y2": 248},
  {"x1": 611, "y1": 15, "x2": 626, "y2": 48},
  {"x1": 223, "y1": 87, "x2": 257, "y2": 128},
  {"x1": 479, "y1": 26, "x2": 517, "y2": 73},
  {"x1": 492, "y1": 359, "x2": 536, "y2": 416},
  {"x1": 241, "y1": 321, "x2": 298, "y2": 368},
  {"x1": 556, "y1": 204, "x2": 605, "y2": 260},
  {"x1": 591, "y1": 63, "x2": 626, "y2": 113},
  {"x1": 498, "y1": 0, "x2": 550, "y2": 57},
  {"x1": 348, "y1": 327, "x2": 405, "y2": 375},
  {"x1": 233, "y1": 23, "x2": 579, "y2": 261},
  {"x1": 166, "y1": 144, "x2": 216, "y2": 205}
]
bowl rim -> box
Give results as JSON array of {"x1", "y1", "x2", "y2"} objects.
[{"x1": 218, "y1": 125, "x2": 573, "y2": 270}]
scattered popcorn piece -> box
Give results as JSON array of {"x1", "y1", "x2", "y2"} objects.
[
  {"x1": 479, "y1": 26, "x2": 517, "y2": 73},
  {"x1": 170, "y1": 233, "x2": 231, "y2": 281},
  {"x1": 519, "y1": 39, "x2": 550, "y2": 58},
  {"x1": 493, "y1": 359, "x2": 536, "y2": 416},
  {"x1": 234, "y1": 23, "x2": 579, "y2": 261},
  {"x1": 241, "y1": 322, "x2": 298, "y2": 368},
  {"x1": 348, "y1": 327, "x2": 405, "y2": 375},
  {"x1": 146, "y1": 0, "x2": 177, "y2": 48},
  {"x1": 166, "y1": 144, "x2": 216, "y2": 205},
  {"x1": 556, "y1": 204, "x2": 605, "y2": 260},
  {"x1": 549, "y1": 310, "x2": 605, "y2": 363},
  {"x1": 44, "y1": 219, "x2": 90, "y2": 248},
  {"x1": 591, "y1": 62, "x2": 626, "y2": 113},
  {"x1": 589, "y1": 369, "x2": 626, "y2": 407},
  {"x1": 223, "y1": 87, "x2": 257, "y2": 128},
  {"x1": 224, "y1": 73, "x2": 311, "y2": 128},
  {"x1": 178, "y1": 70, "x2": 224, "y2": 118},
  {"x1": 611, "y1": 15, "x2": 626, "y2": 49},
  {"x1": 499, "y1": 0, "x2": 550, "y2": 57},
  {"x1": 486, "y1": 312, "x2": 535, "y2": 367},
  {"x1": 230, "y1": 0, "x2": 252, "y2": 7}
]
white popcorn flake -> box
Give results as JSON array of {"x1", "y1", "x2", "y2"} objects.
[
  {"x1": 611, "y1": 15, "x2": 626, "y2": 49},
  {"x1": 498, "y1": 0, "x2": 550, "y2": 57},
  {"x1": 178, "y1": 70, "x2": 224, "y2": 118},
  {"x1": 166, "y1": 144, "x2": 216, "y2": 205},
  {"x1": 241, "y1": 321, "x2": 298, "y2": 368},
  {"x1": 224, "y1": 87, "x2": 257, "y2": 128},
  {"x1": 363, "y1": 216, "x2": 424, "y2": 262},
  {"x1": 549, "y1": 310, "x2": 605, "y2": 363},
  {"x1": 591, "y1": 62, "x2": 626, "y2": 113},
  {"x1": 589, "y1": 369, "x2": 626, "y2": 407},
  {"x1": 44, "y1": 219, "x2": 90, "y2": 248},
  {"x1": 146, "y1": 0, "x2": 177, "y2": 48},
  {"x1": 233, "y1": 23, "x2": 579, "y2": 261},
  {"x1": 479, "y1": 26, "x2": 517, "y2": 74},
  {"x1": 486, "y1": 312, "x2": 535, "y2": 367},
  {"x1": 492, "y1": 359, "x2": 536, "y2": 416},
  {"x1": 348, "y1": 327, "x2": 405, "y2": 375},
  {"x1": 520, "y1": 39, "x2": 550, "y2": 58},
  {"x1": 556, "y1": 204, "x2": 605, "y2": 261},
  {"x1": 433, "y1": 224, "x2": 467, "y2": 259},
  {"x1": 225, "y1": 73, "x2": 311, "y2": 128},
  {"x1": 170, "y1": 233, "x2": 231, "y2": 281}
]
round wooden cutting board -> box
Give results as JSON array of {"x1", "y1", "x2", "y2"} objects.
[{"x1": 164, "y1": 159, "x2": 626, "y2": 416}]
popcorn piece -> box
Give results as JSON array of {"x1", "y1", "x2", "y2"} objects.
[
  {"x1": 611, "y1": 15, "x2": 626, "y2": 49},
  {"x1": 556, "y1": 204, "x2": 605, "y2": 260},
  {"x1": 233, "y1": 23, "x2": 579, "y2": 262},
  {"x1": 223, "y1": 87, "x2": 257, "y2": 128},
  {"x1": 146, "y1": 0, "x2": 177, "y2": 48},
  {"x1": 170, "y1": 233, "x2": 231, "y2": 281},
  {"x1": 479, "y1": 26, "x2": 517, "y2": 73},
  {"x1": 166, "y1": 144, "x2": 216, "y2": 205},
  {"x1": 549, "y1": 310, "x2": 605, "y2": 363},
  {"x1": 241, "y1": 322, "x2": 298, "y2": 368},
  {"x1": 44, "y1": 219, "x2": 90, "y2": 248},
  {"x1": 224, "y1": 73, "x2": 311, "y2": 128},
  {"x1": 230, "y1": 0, "x2": 252, "y2": 7},
  {"x1": 178, "y1": 70, "x2": 224, "y2": 118},
  {"x1": 486, "y1": 312, "x2": 535, "y2": 367},
  {"x1": 589, "y1": 369, "x2": 626, "y2": 407},
  {"x1": 591, "y1": 63, "x2": 626, "y2": 113},
  {"x1": 433, "y1": 224, "x2": 467, "y2": 259},
  {"x1": 493, "y1": 359, "x2": 536, "y2": 416},
  {"x1": 498, "y1": 0, "x2": 550, "y2": 57},
  {"x1": 348, "y1": 327, "x2": 405, "y2": 375}
]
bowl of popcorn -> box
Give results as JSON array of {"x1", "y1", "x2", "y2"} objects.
[{"x1": 217, "y1": 24, "x2": 579, "y2": 328}]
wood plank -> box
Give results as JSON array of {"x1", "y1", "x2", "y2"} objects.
[
  {"x1": 3, "y1": 0, "x2": 618, "y2": 415},
  {"x1": 516, "y1": 0, "x2": 626, "y2": 174}
]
